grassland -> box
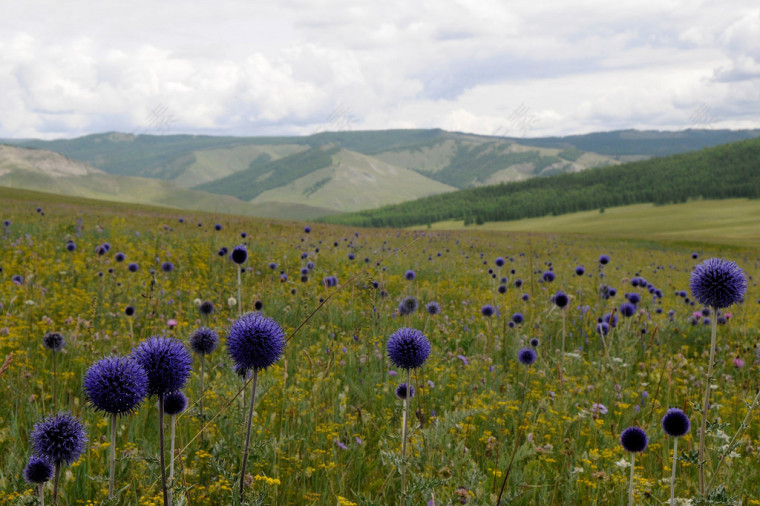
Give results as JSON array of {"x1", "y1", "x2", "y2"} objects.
[
  {"x1": 421, "y1": 199, "x2": 760, "y2": 247},
  {"x1": 1, "y1": 188, "x2": 760, "y2": 505}
]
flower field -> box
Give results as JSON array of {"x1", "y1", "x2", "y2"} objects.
[{"x1": 1, "y1": 191, "x2": 759, "y2": 505}]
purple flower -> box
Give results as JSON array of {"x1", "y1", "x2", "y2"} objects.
[
  {"x1": 189, "y1": 327, "x2": 219, "y2": 355},
  {"x1": 164, "y1": 390, "x2": 187, "y2": 415},
  {"x1": 132, "y1": 337, "x2": 192, "y2": 397},
  {"x1": 84, "y1": 356, "x2": 148, "y2": 416},
  {"x1": 456, "y1": 354, "x2": 469, "y2": 366},
  {"x1": 230, "y1": 244, "x2": 248, "y2": 265},
  {"x1": 31, "y1": 413, "x2": 88, "y2": 465},
  {"x1": 387, "y1": 328, "x2": 431, "y2": 370},
  {"x1": 689, "y1": 258, "x2": 746, "y2": 309},
  {"x1": 395, "y1": 382, "x2": 415, "y2": 399},
  {"x1": 23, "y1": 455, "x2": 53, "y2": 484},
  {"x1": 661, "y1": 408, "x2": 690, "y2": 438},
  {"x1": 42, "y1": 332, "x2": 65, "y2": 352},
  {"x1": 517, "y1": 347, "x2": 536, "y2": 365},
  {"x1": 620, "y1": 426, "x2": 648, "y2": 453},
  {"x1": 227, "y1": 312, "x2": 286, "y2": 371}
]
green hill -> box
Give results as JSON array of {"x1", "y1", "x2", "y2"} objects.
[{"x1": 319, "y1": 137, "x2": 760, "y2": 228}]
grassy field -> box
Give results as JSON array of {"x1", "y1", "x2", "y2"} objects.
[
  {"x1": 1, "y1": 189, "x2": 760, "y2": 505},
  {"x1": 422, "y1": 199, "x2": 760, "y2": 247}
]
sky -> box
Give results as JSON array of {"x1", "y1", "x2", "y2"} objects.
[{"x1": 2, "y1": 0, "x2": 759, "y2": 140}]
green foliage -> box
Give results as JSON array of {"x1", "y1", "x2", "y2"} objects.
[{"x1": 321, "y1": 138, "x2": 760, "y2": 228}]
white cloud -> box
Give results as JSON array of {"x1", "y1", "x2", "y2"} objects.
[{"x1": 1, "y1": 0, "x2": 759, "y2": 139}]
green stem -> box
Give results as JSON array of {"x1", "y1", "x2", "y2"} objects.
[
  {"x1": 109, "y1": 412, "x2": 116, "y2": 498},
  {"x1": 669, "y1": 437, "x2": 678, "y2": 505},
  {"x1": 699, "y1": 313, "x2": 718, "y2": 496},
  {"x1": 52, "y1": 462, "x2": 60, "y2": 505},
  {"x1": 168, "y1": 414, "x2": 176, "y2": 506},
  {"x1": 627, "y1": 452, "x2": 636, "y2": 506},
  {"x1": 237, "y1": 267, "x2": 242, "y2": 318},
  {"x1": 199, "y1": 355, "x2": 205, "y2": 444},
  {"x1": 159, "y1": 395, "x2": 168, "y2": 506},
  {"x1": 239, "y1": 369, "x2": 258, "y2": 502},
  {"x1": 401, "y1": 369, "x2": 410, "y2": 503}
]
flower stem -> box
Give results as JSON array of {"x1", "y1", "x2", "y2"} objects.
[
  {"x1": 109, "y1": 412, "x2": 116, "y2": 498},
  {"x1": 627, "y1": 452, "x2": 636, "y2": 506},
  {"x1": 669, "y1": 437, "x2": 678, "y2": 505},
  {"x1": 200, "y1": 355, "x2": 205, "y2": 444},
  {"x1": 401, "y1": 369, "x2": 410, "y2": 503},
  {"x1": 699, "y1": 312, "x2": 718, "y2": 496},
  {"x1": 52, "y1": 352, "x2": 57, "y2": 413},
  {"x1": 239, "y1": 369, "x2": 258, "y2": 502},
  {"x1": 39, "y1": 483, "x2": 45, "y2": 506},
  {"x1": 168, "y1": 414, "x2": 176, "y2": 506},
  {"x1": 52, "y1": 462, "x2": 60, "y2": 505},
  {"x1": 237, "y1": 267, "x2": 242, "y2": 318},
  {"x1": 159, "y1": 395, "x2": 168, "y2": 506}
]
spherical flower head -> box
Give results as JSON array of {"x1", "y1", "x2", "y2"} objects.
[
  {"x1": 596, "y1": 321, "x2": 610, "y2": 336},
  {"x1": 425, "y1": 301, "x2": 441, "y2": 315},
  {"x1": 395, "y1": 382, "x2": 415, "y2": 400},
  {"x1": 214, "y1": 223, "x2": 222, "y2": 231},
  {"x1": 161, "y1": 261, "x2": 174, "y2": 273},
  {"x1": 24, "y1": 455, "x2": 54, "y2": 484},
  {"x1": 529, "y1": 337, "x2": 540, "y2": 347},
  {"x1": 542, "y1": 271, "x2": 555, "y2": 282},
  {"x1": 230, "y1": 244, "x2": 248, "y2": 265},
  {"x1": 84, "y1": 356, "x2": 148, "y2": 416},
  {"x1": 199, "y1": 300, "x2": 215, "y2": 316},
  {"x1": 115, "y1": 252, "x2": 126, "y2": 262},
  {"x1": 304, "y1": 226, "x2": 311, "y2": 233},
  {"x1": 163, "y1": 390, "x2": 187, "y2": 415},
  {"x1": 189, "y1": 327, "x2": 219, "y2": 356},
  {"x1": 553, "y1": 291, "x2": 569, "y2": 309},
  {"x1": 227, "y1": 312, "x2": 286, "y2": 371},
  {"x1": 575, "y1": 265, "x2": 585, "y2": 276},
  {"x1": 124, "y1": 305, "x2": 135, "y2": 317},
  {"x1": 512, "y1": 313, "x2": 524, "y2": 324},
  {"x1": 128, "y1": 262, "x2": 139, "y2": 272},
  {"x1": 481, "y1": 304, "x2": 494, "y2": 317},
  {"x1": 218, "y1": 247, "x2": 228, "y2": 257},
  {"x1": 404, "y1": 269, "x2": 416, "y2": 281},
  {"x1": 620, "y1": 426, "x2": 648, "y2": 453},
  {"x1": 66, "y1": 241, "x2": 76, "y2": 252},
  {"x1": 398, "y1": 296, "x2": 419, "y2": 316},
  {"x1": 495, "y1": 257, "x2": 505, "y2": 267},
  {"x1": 31, "y1": 413, "x2": 88, "y2": 465},
  {"x1": 387, "y1": 328, "x2": 431, "y2": 370},
  {"x1": 42, "y1": 332, "x2": 65, "y2": 352},
  {"x1": 689, "y1": 258, "x2": 747, "y2": 309},
  {"x1": 599, "y1": 254, "x2": 610, "y2": 265},
  {"x1": 518, "y1": 347, "x2": 537, "y2": 366},
  {"x1": 620, "y1": 302, "x2": 636, "y2": 318},
  {"x1": 131, "y1": 336, "x2": 192, "y2": 397},
  {"x1": 661, "y1": 408, "x2": 690, "y2": 438}
]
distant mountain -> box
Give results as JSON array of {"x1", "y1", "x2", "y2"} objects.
[
  {"x1": 12, "y1": 128, "x2": 760, "y2": 219},
  {"x1": 319, "y1": 137, "x2": 760, "y2": 228}
]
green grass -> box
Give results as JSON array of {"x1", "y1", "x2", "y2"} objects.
[{"x1": 420, "y1": 199, "x2": 760, "y2": 246}]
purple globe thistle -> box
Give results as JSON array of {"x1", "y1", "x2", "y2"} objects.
[
  {"x1": 163, "y1": 391, "x2": 187, "y2": 415},
  {"x1": 115, "y1": 252, "x2": 126, "y2": 262},
  {"x1": 348, "y1": 253, "x2": 355, "y2": 260},
  {"x1": 11, "y1": 274, "x2": 23, "y2": 285},
  {"x1": 214, "y1": 224, "x2": 222, "y2": 231},
  {"x1": 131, "y1": 337, "x2": 192, "y2": 397},
  {"x1": 596, "y1": 321, "x2": 610, "y2": 336},
  {"x1": 518, "y1": 347, "x2": 537, "y2": 365},
  {"x1": 199, "y1": 300, "x2": 215, "y2": 316},
  {"x1": 124, "y1": 305, "x2": 135, "y2": 317},
  {"x1": 230, "y1": 245, "x2": 248, "y2": 265},
  {"x1": 575, "y1": 265, "x2": 585, "y2": 276},
  {"x1": 692, "y1": 252, "x2": 699, "y2": 259},
  {"x1": 481, "y1": 304, "x2": 495, "y2": 317},
  {"x1": 425, "y1": 301, "x2": 441, "y2": 315},
  {"x1": 529, "y1": 337, "x2": 540, "y2": 347},
  {"x1": 498, "y1": 285, "x2": 507, "y2": 294},
  {"x1": 512, "y1": 313, "x2": 524, "y2": 324},
  {"x1": 218, "y1": 247, "x2": 228, "y2": 257},
  {"x1": 65, "y1": 241, "x2": 76, "y2": 252},
  {"x1": 404, "y1": 270, "x2": 416, "y2": 281},
  {"x1": 42, "y1": 332, "x2": 65, "y2": 352},
  {"x1": 602, "y1": 312, "x2": 618, "y2": 328},
  {"x1": 661, "y1": 408, "x2": 690, "y2": 438},
  {"x1": 689, "y1": 258, "x2": 747, "y2": 309},
  {"x1": 395, "y1": 383, "x2": 415, "y2": 399},
  {"x1": 23, "y1": 455, "x2": 54, "y2": 484},
  {"x1": 553, "y1": 291, "x2": 569, "y2": 309},
  {"x1": 83, "y1": 356, "x2": 148, "y2": 416},
  {"x1": 495, "y1": 257, "x2": 505, "y2": 267},
  {"x1": 254, "y1": 300, "x2": 263, "y2": 310},
  {"x1": 227, "y1": 312, "x2": 286, "y2": 371},
  {"x1": 599, "y1": 254, "x2": 610, "y2": 265},
  {"x1": 620, "y1": 302, "x2": 636, "y2": 318},
  {"x1": 398, "y1": 296, "x2": 419, "y2": 316},
  {"x1": 30, "y1": 413, "x2": 88, "y2": 465},
  {"x1": 304, "y1": 226, "x2": 311, "y2": 233},
  {"x1": 620, "y1": 426, "x2": 648, "y2": 453},
  {"x1": 387, "y1": 328, "x2": 431, "y2": 370},
  {"x1": 514, "y1": 279, "x2": 523, "y2": 288},
  {"x1": 189, "y1": 327, "x2": 218, "y2": 356},
  {"x1": 542, "y1": 271, "x2": 555, "y2": 282},
  {"x1": 128, "y1": 262, "x2": 139, "y2": 272},
  {"x1": 161, "y1": 261, "x2": 174, "y2": 273},
  {"x1": 521, "y1": 293, "x2": 530, "y2": 302},
  {"x1": 627, "y1": 292, "x2": 641, "y2": 305}
]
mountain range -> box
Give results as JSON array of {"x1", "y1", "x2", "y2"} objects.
[{"x1": 2, "y1": 128, "x2": 758, "y2": 220}]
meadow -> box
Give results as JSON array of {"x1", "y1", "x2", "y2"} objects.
[{"x1": 1, "y1": 188, "x2": 759, "y2": 505}]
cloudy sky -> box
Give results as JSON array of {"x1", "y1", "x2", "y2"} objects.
[{"x1": 2, "y1": 0, "x2": 759, "y2": 139}]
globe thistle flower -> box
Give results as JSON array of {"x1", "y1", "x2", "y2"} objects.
[
  {"x1": 124, "y1": 305, "x2": 135, "y2": 317},
  {"x1": 163, "y1": 391, "x2": 187, "y2": 416},
  {"x1": 530, "y1": 337, "x2": 540, "y2": 347},
  {"x1": 518, "y1": 347, "x2": 537, "y2": 366},
  {"x1": 161, "y1": 261, "x2": 174, "y2": 273},
  {"x1": 214, "y1": 224, "x2": 222, "y2": 231},
  {"x1": 620, "y1": 427, "x2": 648, "y2": 453},
  {"x1": 542, "y1": 271, "x2": 555, "y2": 282},
  {"x1": 115, "y1": 252, "x2": 126, "y2": 262},
  {"x1": 84, "y1": 356, "x2": 148, "y2": 416},
  {"x1": 575, "y1": 265, "x2": 585, "y2": 276},
  {"x1": 131, "y1": 337, "x2": 192, "y2": 397},
  {"x1": 599, "y1": 254, "x2": 610, "y2": 265},
  {"x1": 495, "y1": 257, "x2": 505, "y2": 267},
  {"x1": 42, "y1": 332, "x2": 65, "y2": 352},
  {"x1": 304, "y1": 226, "x2": 311, "y2": 233},
  {"x1": 689, "y1": 258, "x2": 746, "y2": 309},
  {"x1": 218, "y1": 247, "x2": 228, "y2": 257},
  {"x1": 31, "y1": 413, "x2": 88, "y2": 465},
  {"x1": 498, "y1": 284, "x2": 507, "y2": 294},
  {"x1": 398, "y1": 296, "x2": 419, "y2": 316},
  {"x1": 189, "y1": 327, "x2": 219, "y2": 356},
  {"x1": 661, "y1": 408, "x2": 690, "y2": 438},
  {"x1": 65, "y1": 241, "x2": 76, "y2": 252},
  {"x1": 553, "y1": 291, "x2": 569, "y2": 309},
  {"x1": 425, "y1": 301, "x2": 441, "y2": 315},
  {"x1": 11, "y1": 274, "x2": 23, "y2": 285},
  {"x1": 128, "y1": 262, "x2": 139, "y2": 272},
  {"x1": 387, "y1": 328, "x2": 431, "y2": 370},
  {"x1": 404, "y1": 270, "x2": 416, "y2": 281},
  {"x1": 481, "y1": 304, "x2": 494, "y2": 317},
  {"x1": 620, "y1": 302, "x2": 636, "y2": 318},
  {"x1": 596, "y1": 321, "x2": 610, "y2": 336},
  {"x1": 230, "y1": 245, "x2": 248, "y2": 265},
  {"x1": 23, "y1": 455, "x2": 54, "y2": 484},
  {"x1": 199, "y1": 300, "x2": 215, "y2": 316},
  {"x1": 395, "y1": 383, "x2": 415, "y2": 399},
  {"x1": 254, "y1": 300, "x2": 263, "y2": 310},
  {"x1": 512, "y1": 313, "x2": 524, "y2": 324},
  {"x1": 627, "y1": 292, "x2": 641, "y2": 305},
  {"x1": 227, "y1": 312, "x2": 286, "y2": 371}
]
